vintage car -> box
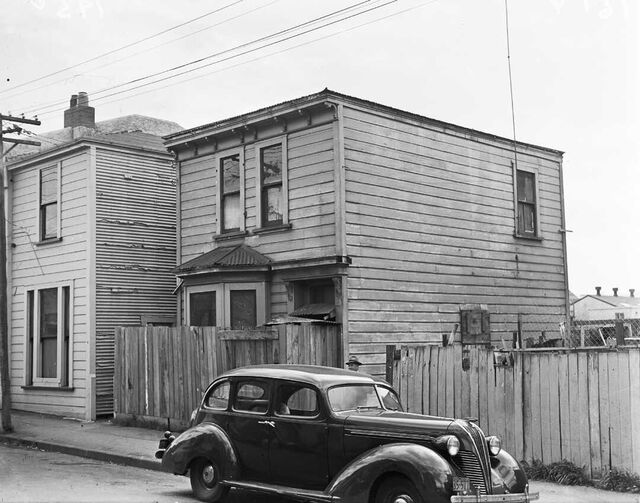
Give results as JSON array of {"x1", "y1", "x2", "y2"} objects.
[{"x1": 155, "y1": 365, "x2": 538, "y2": 503}]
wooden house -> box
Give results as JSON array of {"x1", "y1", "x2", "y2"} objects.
[
  {"x1": 7, "y1": 93, "x2": 181, "y2": 419},
  {"x1": 572, "y1": 287, "x2": 640, "y2": 320},
  {"x1": 165, "y1": 89, "x2": 569, "y2": 376}
]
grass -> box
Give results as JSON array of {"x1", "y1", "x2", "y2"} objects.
[{"x1": 521, "y1": 459, "x2": 640, "y2": 493}]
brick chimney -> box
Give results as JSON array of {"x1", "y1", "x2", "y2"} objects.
[
  {"x1": 64, "y1": 91, "x2": 95, "y2": 128},
  {"x1": 630, "y1": 289, "x2": 635, "y2": 298},
  {"x1": 595, "y1": 286, "x2": 601, "y2": 296},
  {"x1": 613, "y1": 287, "x2": 618, "y2": 297}
]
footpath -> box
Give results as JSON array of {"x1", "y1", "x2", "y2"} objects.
[{"x1": 0, "y1": 410, "x2": 162, "y2": 472}]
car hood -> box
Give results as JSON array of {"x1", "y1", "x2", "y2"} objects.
[
  {"x1": 342, "y1": 410, "x2": 455, "y2": 439},
  {"x1": 341, "y1": 411, "x2": 484, "y2": 452}
]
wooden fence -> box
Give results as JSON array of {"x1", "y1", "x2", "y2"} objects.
[
  {"x1": 114, "y1": 323, "x2": 341, "y2": 422},
  {"x1": 388, "y1": 344, "x2": 640, "y2": 477}
]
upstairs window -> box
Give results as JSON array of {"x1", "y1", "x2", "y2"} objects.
[
  {"x1": 516, "y1": 169, "x2": 537, "y2": 237},
  {"x1": 39, "y1": 165, "x2": 59, "y2": 241},
  {"x1": 220, "y1": 154, "x2": 241, "y2": 232},
  {"x1": 260, "y1": 144, "x2": 283, "y2": 226},
  {"x1": 256, "y1": 138, "x2": 288, "y2": 229}
]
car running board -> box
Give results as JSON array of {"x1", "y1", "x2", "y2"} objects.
[{"x1": 221, "y1": 480, "x2": 337, "y2": 502}]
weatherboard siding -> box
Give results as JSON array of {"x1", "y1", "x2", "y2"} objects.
[
  {"x1": 179, "y1": 122, "x2": 337, "y2": 264},
  {"x1": 342, "y1": 105, "x2": 566, "y2": 375},
  {"x1": 94, "y1": 147, "x2": 177, "y2": 415},
  {"x1": 9, "y1": 150, "x2": 91, "y2": 418}
]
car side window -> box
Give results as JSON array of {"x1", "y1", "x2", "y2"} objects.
[
  {"x1": 204, "y1": 381, "x2": 230, "y2": 410},
  {"x1": 276, "y1": 383, "x2": 319, "y2": 417},
  {"x1": 233, "y1": 381, "x2": 270, "y2": 414}
]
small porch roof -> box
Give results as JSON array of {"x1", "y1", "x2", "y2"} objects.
[{"x1": 174, "y1": 244, "x2": 272, "y2": 276}]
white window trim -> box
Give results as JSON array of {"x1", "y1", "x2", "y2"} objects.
[
  {"x1": 36, "y1": 162, "x2": 62, "y2": 241},
  {"x1": 25, "y1": 282, "x2": 74, "y2": 387},
  {"x1": 513, "y1": 162, "x2": 541, "y2": 238},
  {"x1": 224, "y1": 282, "x2": 266, "y2": 328},
  {"x1": 185, "y1": 284, "x2": 223, "y2": 327},
  {"x1": 254, "y1": 136, "x2": 288, "y2": 229},
  {"x1": 215, "y1": 147, "x2": 245, "y2": 235},
  {"x1": 185, "y1": 282, "x2": 266, "y2": 328}
]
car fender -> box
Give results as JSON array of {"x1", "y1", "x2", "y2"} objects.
[
  {"x1": 325, "y1": 442, "x2": 454, "y2": 503},
  {"x1": 161, "y1": 422, "x2": 239, "y2": 480},
  {"x1": 490, "y1": 449, "x2": 529, "y2": 494}
]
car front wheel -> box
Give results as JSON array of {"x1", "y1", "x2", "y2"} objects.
[
  {"x1": 374, "y1": 475, "x2": 420, "y2": 503},
  {"x1": 190, "y1": 457, "x2": 229, "y2": 502}
]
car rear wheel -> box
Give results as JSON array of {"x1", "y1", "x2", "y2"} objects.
[
  {"x1": 190, "y1": 457, "x2": 229, "y2": 502},
  {"x1": 374, "y1": 475, "x2": 420, "y2": 503}
]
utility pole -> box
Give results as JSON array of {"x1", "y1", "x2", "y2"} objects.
[{"x1": 0, "y1": 113, "x2": 40, "y2": 432}]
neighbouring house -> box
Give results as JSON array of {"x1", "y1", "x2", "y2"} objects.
[
  {"x1": 164, "y1": 89, "x2": 569, "y2": 376},
  {"x1": 6, "y1": 92, "x2": 181, "y2": 420},
  {"x1": 572, "y1": 287, "x2": 640, "y2": 320}
]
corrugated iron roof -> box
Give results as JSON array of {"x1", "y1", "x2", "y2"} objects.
[{"x1": 174, "y1": 244, "x2": 272, "y2": 274}]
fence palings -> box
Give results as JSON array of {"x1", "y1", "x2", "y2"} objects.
[
  {"x1": 114, "y1": 323, "x2": 341, "y2": 422},
  {"x1": 389, "y1": 344, "x2": 640, "y2": 476}
]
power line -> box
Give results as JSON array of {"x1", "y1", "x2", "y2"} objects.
[
  {"x1": 2, "y1": 0, "x2": 280, "y2": 105},
  {"x1": 92, "y1": 0, "x2": 441, "y2": 113},
  {"x1": 0, "y1": 1, "x2": 243, "y2": 97},
  {"x1": 29, "y1": 0, "x2": 390, "y2": 118},
  {"x1": 22, "y1": 0, "x2": 375, "y2": 116}
]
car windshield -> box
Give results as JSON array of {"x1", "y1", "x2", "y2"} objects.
[{"x1": 328, "y1": 385, "x2": 382, "y2": 412}]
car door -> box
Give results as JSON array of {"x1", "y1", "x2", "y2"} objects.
[
  {"x1": 268, "y1": 381, "x2": 329, "y2": 490},
  {"x1": 226, "y1": 379, "x2": 273, "y2": 481}
]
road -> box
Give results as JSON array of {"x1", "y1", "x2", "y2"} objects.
[
  {"x1": 0, "y1": 444, "x2": 280, "y2": 503},
  {"x1": 1, "y1": 444, "x2": 639, "y2": 503}
]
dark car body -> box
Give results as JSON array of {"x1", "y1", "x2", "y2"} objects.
[{"x1": 156, "y1": 365, "x2": 538, "y2": 503}]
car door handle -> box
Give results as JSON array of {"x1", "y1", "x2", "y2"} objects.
[{"x1": 258, "y1": 420, "x2": 275, "y2": 428}]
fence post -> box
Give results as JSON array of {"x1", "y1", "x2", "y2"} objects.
[{"x1": 386, "y1": 345, "x2": 396, "y2": 384}]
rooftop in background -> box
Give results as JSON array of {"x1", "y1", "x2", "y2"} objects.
[{"x1": 5, "y1": 92, "x2": 181, "y2": 163}]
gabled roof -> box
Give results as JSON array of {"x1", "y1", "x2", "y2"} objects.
[
  {"x1": 572, "y1": 294, "x2": 640, "y2": 308},
  {"x1": 174, "y1": 244, "x2": 272, "y2": 275}
]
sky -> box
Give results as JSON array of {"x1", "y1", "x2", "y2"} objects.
[{"x1": 0, "y1": 0, "x2": 637, "y2": 297}]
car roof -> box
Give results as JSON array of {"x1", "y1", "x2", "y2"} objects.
[{"x1": 216, "y1": 364, "x2": 390, "y2": 389}]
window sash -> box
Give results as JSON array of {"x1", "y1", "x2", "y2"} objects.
[
  {"x1": 515, "y1": 169, "x2": 538, "y2": 236},
  {"x1": 28, "y1": 284, "x2": 71, "y2": 386},
  {"x1": 38, "y1": 164, "x2": 60, "y2": 240},
  {"x1": 216, "y1": 149, "x2": 245, "y2": 234},
  {"x1": 255, "y1": 138, "x2": 287, "y2": 228}
]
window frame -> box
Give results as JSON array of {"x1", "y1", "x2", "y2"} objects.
[
  {"x1": 184, "y1": 282, "x2": 266, "y2": 328},
  {"x1": 255, "y1": 137, "x2": 288, "y2": 229},
  {"x1": 231, "y1": 379, "x2": 271, "y2": 415},
  {"x1": 24, "y1": 282, "x2": 73, "y2": 387},
  {"x1": 37, "y1": 162, "x2": 61, "y2": 242},
  {"x1": 274, "y1": 382, "x2": 321, "y2": 419},
  {"x1": 216, "y1": 148, "x2": 245, "y2": 235},
  {"x1": 513, "y1": 164, "x2": 541, "y2": 239}
]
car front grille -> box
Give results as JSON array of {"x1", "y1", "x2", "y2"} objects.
[{"x1": 456, "y1": 449, "x2": 488, "y2": 495}]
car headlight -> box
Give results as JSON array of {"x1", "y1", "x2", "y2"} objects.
[
  {"x1": 487, "y1": 435, "x2": 501, "y2": 456},
  {"x1": 436, "y1": 435, "x2": 460, "y2": 456}
]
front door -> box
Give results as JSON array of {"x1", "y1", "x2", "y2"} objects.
[{"x1": 268, "y1": 382, "x2": 329, "y2": 489}]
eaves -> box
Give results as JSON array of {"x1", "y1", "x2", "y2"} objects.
[{"x1": 7, "y1": 136, "x2": 172, "y2": 171}]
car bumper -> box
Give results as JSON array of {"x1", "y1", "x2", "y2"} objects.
[{"x1": 450, "y1": 492, "x2": 539, "y2": 502}]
